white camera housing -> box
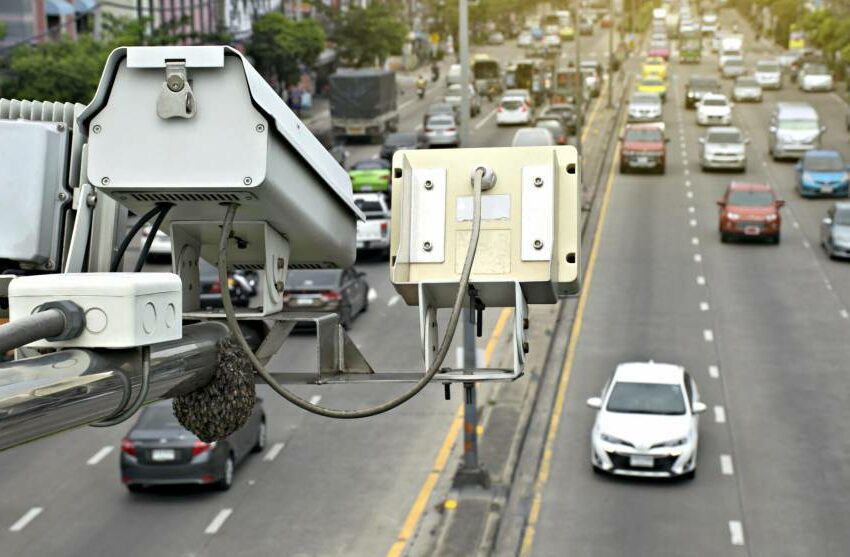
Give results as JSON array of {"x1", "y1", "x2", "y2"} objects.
[
  {"x1": 79, "y1": 46, "x2": 363, "y2": 315},
  {"x1": 390, "y1": 146, "x2": 581, "y2": 308}
]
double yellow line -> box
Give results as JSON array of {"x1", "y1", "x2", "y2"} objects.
[{"x1": 385, "y1": 83, "x2": 612, "y2": 557}]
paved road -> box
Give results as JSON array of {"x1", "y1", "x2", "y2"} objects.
[
  {"x1": 529, "y1": 8, "x2": 850, "y2": 557},
  {"x1": 0, "y1": 29, "x2": 614, "y2": 557}
]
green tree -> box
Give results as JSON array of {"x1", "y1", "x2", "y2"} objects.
[
  {"x1": 0, "y1": 21, "x2": 7, "y2": 41},
  {"x1": 247, "y1": 12, "x2": 324, "y2": 92},
  {"x1": 331, "y1": 2, "x2": 408, "y2": 67}
]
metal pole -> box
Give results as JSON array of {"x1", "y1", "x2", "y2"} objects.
[
  {"x1": 454, "y1": 308, "x2": 488, "y2": 488},
  {"x1": 574, "y1": 3, "x2": 583, "y2": 154},
  {"x1": 458, "y1": 0, "x2": 470, "y2": 147},
  {"x1": 0, "y1": 322, "x2": 228, "y2": 451},
  {"x1": 607, "y1": 0, "x2": 614, "y2": 109}
]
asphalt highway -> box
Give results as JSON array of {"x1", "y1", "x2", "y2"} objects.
[
  {"x1": 527, "y1": 9, "x2": 850, "y2": 557},
  {"x1": 0, "y1": 30, "x2": 614, "y2": 557}
]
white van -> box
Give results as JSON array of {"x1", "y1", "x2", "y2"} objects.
[{"x1": 768, "y1": 102, "x2": 825, "y2": 160}]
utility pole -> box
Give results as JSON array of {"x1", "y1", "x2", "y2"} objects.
[
  {"x1": 574, "y1": 2, "x2": 583, "y2": 154},
  {"x1": 607, "y1": 0, "x2": 614, "y2": 109},
  {"x1": 454, "y1": 0, "x2": 487, "y2": 490},
  {"x1": 458, "y1": 0, "x2": 470, "y2": 147}
]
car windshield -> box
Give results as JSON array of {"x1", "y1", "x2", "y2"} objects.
[
  {"x1": 707, "y1": 131, "x2": 741, "y2": 143},
  {"x1": 804, "y1": 154, "x2": 844, "y2": 172},
  {"x1": 137, "y1": 404, "x2": 182, "y2": 429},
  {"x1": 757, "y1": 62, "x2": 779, "y2": 72},
  {"x1": 835, "y1": 209, "x2": 850, "y2": 226},
  {"x1": 287, "y1": 270, "x2": 342, "y2": 289},
  {"x1": 354, "y1": 198, "x2": 384, "y2": 213},
  {"x1": 427, "y1": 116, "x2": 455, "y2": 127},
  {"x1": 631, "y1": 94, "x2": 660, "y2": 105},
  {"x1": 642, "y1": 78, "x2": 663, "y2": 86},
  {"x1": 514, "y1": 130, "x2": 552, "y2": 146},
  {"x1": 624, "y1": 128, "x2": 663, "y2": 142},
  {"x1": 779, "y1": 119, "x2": 818, "y2": 130},
  {"x1": 606, "y1": 382, "x2": 687, "y2": 415},
  {"x1": 702, "y1": 97, "x2": 727, "y2": 106},
  {"x1": 725, "y1": 59, "x2": 743, "y2": 67},
  {"x1": 728, "y1": 190, "x2": 774, "y2": 206},
  {"x1": 691, "y1": 78, "x2": 718, "y2": 90},
  {"x1": 806, "y1": 64, "x2": 829, "y2": 75},
  {"x1": 352, "y1": 160, "x2": 389, "y2": 171},
  {"x1": 536, "y1": 120, "x2": 563, "y2": 133},
  {"x1": 736, "y1": 78, "x2": 758, "y2": 87}
]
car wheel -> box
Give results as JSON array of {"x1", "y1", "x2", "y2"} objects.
[
  {"x1": 126, "y1": 484, "x2": 145, "y2": 493},
  {"x1": 251, "y1": 418, "x2": 267, "y2": 453},
  {"x1": 592, "y1": 464, "x2": 603, "y2": 475},
  {"x1": 773, "y1": 233, "x2": 781, "y2": 245},
  {"x1": 341, "y1": 303, "x2": 353, "y2": 330},
  {"x1": 619, "y1": 163, "x2": 627, "y2": 174},
  {"x1": 681, "y1": 468, "x2": 696, "y2": 480},
  {"x1": 215, "y1": 454, "x2": 235, "y2": 491},
  {"x1": 720, "y1": 232, "x2": 730, "y2": 243}
]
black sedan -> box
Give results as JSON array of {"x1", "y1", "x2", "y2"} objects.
[
  {"x1": 380, "y1": 131, "x2": 428, "y2": 161},
  {"x1": 541, "y1": 104, "x2": 579, "y2": 135},
  {"x1": 120, "y1": 399, "x2": 266, "y2": 492},
  {"x1": 283, "y1": 268, "x2": 369, "y2": 329}
]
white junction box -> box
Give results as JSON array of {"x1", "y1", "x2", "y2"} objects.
[{"x1": 9, "y1": 273, "x2": 182, "y2": 348}]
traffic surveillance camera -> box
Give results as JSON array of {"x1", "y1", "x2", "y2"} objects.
[{"x1": 79, "y1": 46, "x2": 363, "y2": 315}]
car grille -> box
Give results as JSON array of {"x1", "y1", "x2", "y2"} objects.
[
  {"x1": 736, "y1": 221, "x2": 763, "y2": 230},
  {"x1": 607, "y1": 453, "x2": 678, "y2": 472}
]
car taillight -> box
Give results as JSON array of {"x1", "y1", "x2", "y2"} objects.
[
  {"x1": 192, "y1": 440, "x2": 215, "y2": 456},
  {"x1": 321, "y1": 291, "x2": 341, "y2": 302},
  {"x1": 381, "y1": 222, "x2": 388, "y2": 236},
  {"x1": 497, "y1": 106, "x2": 504, "y2": 112},
  {"x1": 520, "y1": 104, "x2": 528, "y2": 112},
  {"x1": 209, "y1": 280, "x2": 221, "y2": 294},
  {"x1": 425, "y1": 127, "x2": 433, "y2": 132},
  {"x1": 558, "y1": 135, "x2": 566, "y2": 144},
  {"x1": 121, "y1": 438, "x2": 136, "y2": 457},
  {"x1": 447, "y1": 128, "x2": 457, "y2": 132}
]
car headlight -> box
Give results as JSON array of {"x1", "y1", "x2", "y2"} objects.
[
  {"x1": 600, "y1": 433, "x2": 631, "y2": 446},
  {"x1": 727, "y1": 212, "x2": 741, "y2": 220},
  {"x1": 765, "y1": 214, "x2": 778, "y2": 222},
  {"x1": 802, "y1": 172, "x2": 814, "y2": 184},
  {"x1": 655, "y1": 437, "x2": 688, "y2": 448}
]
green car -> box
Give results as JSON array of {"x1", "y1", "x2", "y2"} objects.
[{"x1": 349, "y1": 159, "x2": 391, "y2": 193}]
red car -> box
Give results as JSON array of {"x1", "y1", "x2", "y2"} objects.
[
  {"x1": 648, "y1": 43, "x2": 671, "y2": 61},
  {"x1": 717, "y1": 182, "x2": 784, "y2": 243},
  {"x1": 619, "y1": 124, "x2": 667, "y2": 174}
]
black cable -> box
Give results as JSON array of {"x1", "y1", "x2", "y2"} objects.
[
  {"x1": 134, "y1": 204, "x2": 173, "y2": 272},
  {"x1": 109, "y1": 205, "x2": 167, "y2": 272},
  {"x1": 0, "y1": 309, "x2": 66, "y2": 355}
]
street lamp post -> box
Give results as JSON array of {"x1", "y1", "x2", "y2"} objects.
[
  {"x1": 607, "y1": 0, "x2": 614, "y2": 109},
  {"x1": 574, "y1": 2, "x2": 583, "y2": 154}
]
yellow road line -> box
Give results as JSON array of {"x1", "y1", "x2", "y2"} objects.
[
  {"x1": 519, "y1": 110, "x2": 625, "y2": 557},
  {"x1": 386, "y1": 307, "x2": 512, "y2": 557},
  {"x1": 580, "y1": 89, "x2": 605, "y2": 144}
]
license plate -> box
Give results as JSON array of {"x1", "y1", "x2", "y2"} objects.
[
  {"x1": 296, "y1": 298, "x2": 314, "y2": 306},
  {"x1": 151, "y1": 449, "x2": 175, "y2": 462},
  {"x1": 637, "y1": 157, "x2": 649, "y2": 165},
  {"x1": 359, "y1": 185, "x2": 373, "y2": 192},
  {"x1": 821, "y1": 186, "x2": 833, "y2": 194},
  {"x1": 347, "y1": 127, "x2": 364, "y2": 135},
  {"x1": 744, "y1": 226, "x2": 761, "y2": 236},
  {"x1": 630, "y1": 455, "x2": 654, "y2": 468}
]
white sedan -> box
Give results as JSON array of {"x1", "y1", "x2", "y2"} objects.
[
  {"x1": 587, "y1": 361, "x2": 706, "y2": 479},
  {"x1": 696, "y1": 93, "x2": 733, "y2": 126},
  {"x1": 496, "y1": 95, "x2": 532, "y2": 126}
]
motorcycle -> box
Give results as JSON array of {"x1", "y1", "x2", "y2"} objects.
[
  {"x1": 416, "y1": 79, "x2": 427, "y2": 99},
  {"x1": 431, "y1": 64, "x2": 440, "y2": 82}
]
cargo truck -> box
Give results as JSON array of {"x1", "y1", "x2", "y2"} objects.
[{"x1": 330, "y1": 69, "x2": 399, "y2": 143}]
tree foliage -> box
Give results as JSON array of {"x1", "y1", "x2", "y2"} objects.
[
  {"x1": 0, "y1": 14, "x2": 231, "y2": 104},
  {"x1": 330, "y1": 2, "x2": 408, "y2": 67},
  {"x1": 247, "y1": 12, "x2": 324, "y2": 91}
]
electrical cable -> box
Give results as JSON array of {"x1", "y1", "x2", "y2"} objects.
[
  {"x1": 0, "y1": 309, "x2": 66, "y2": 355},
  {"x1": 109, "y1": 205, "x2": 168, "y2": 272},
  {"x1": 216, "y1": 169, "x2": 485, "y2": 418},
  {"x1": 134, "y1": 204, "x2": 173, "y2": 272}
]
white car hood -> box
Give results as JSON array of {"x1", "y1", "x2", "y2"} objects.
[
  {"x1": 597, "y1": 412, "x2": 692, "y2": 449},
  {"x1": 706, "y1": 143, "x2": 745, "y2": 154}
]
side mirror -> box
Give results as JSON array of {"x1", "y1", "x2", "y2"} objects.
[
  {"x1": 776, "y1": 200, "x2": 786, "y2": 208},
  {"x1": 717, "y1": 199, "x2": 726, "y2": 207},
  {"x1": 769, "y1": 126, "x2": 777, "y2": 133},
  {"x1": 744, "y1": 138, "x2": 751, "y2": 144},
  {"x1": 586, "y1": 397, "x2": 602, "y2": 409},
  {"x1": 692, "y1": 401, "x2": 707, "y2": 414},
  {"x1": 823, "y1": 217, "x2": 833, "y2": 226}
]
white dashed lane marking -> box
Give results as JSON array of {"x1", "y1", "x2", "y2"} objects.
[
  {"x1": 700, "y1": 302, "x2": 710, "y2": 311},
  {"x1": 387, "y1": 294, "x2": 402, "y2": 307},
  {"x1": 841, "y1": 309, "x2": 849, "y2": 320},
  {"x1": 205, "y1": 509, "x2": 233, "y2": 535},
  {"x1": 688, "y1": 206, "x2": 695, "y2": 213},
  {"x1": 264, "y1": 442, "x2": 285, "y2": 462},
  {"x1": 709, "y1": 365, "x2": 720, "y2": 378},
  {"x1": 309, "y1": 395, "x2": 322, "y2": 405},
  {"x1": 367, "y1": 288, "x2": 378, "y2": 302},
  {"x1": 729, "y1": 521, "x2": 745, "y2": 546},
  {"x1": 9, "y1": 508, "x2": 42, "y2": 532},
  {"x1": 691, "y1": 237, "x2": 700, "y2": 246},
  {"x1": 703, "y1": 329, "x2": 714, "y2": 342},
  {"x1": 694, "y1": 254, "x2": 702, "y2": 263},
  {"x1": 86, "y1": 446, "x2": 113, "y2": 466},
  {"x1": 714, "y1": 405, "x2": 726, "y2": 423},
  {"x1": 690, "y1": 219, "x2": 697, "y2": 227},
  {"x1": 720, "y1": 454, "x2": 735, "y2": 475},
  {"x1": 697, "y1": 276, "x2": 706, "y2": 285}
]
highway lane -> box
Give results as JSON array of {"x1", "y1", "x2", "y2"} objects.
[
  {"x1": 528, "y1": 9, "x2": 850, "y2": 557},
  {"x1": 0, "y1": 30, "x2": 614, "y2": 557}
]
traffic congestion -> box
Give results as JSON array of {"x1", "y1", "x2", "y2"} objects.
[{"x1": 2, "y1": 0, "x2": 850, "y2": 556}]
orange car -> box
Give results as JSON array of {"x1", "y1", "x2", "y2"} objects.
[{"x1": 717, "y1": 182, "x2": 784, "y2": 244}]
